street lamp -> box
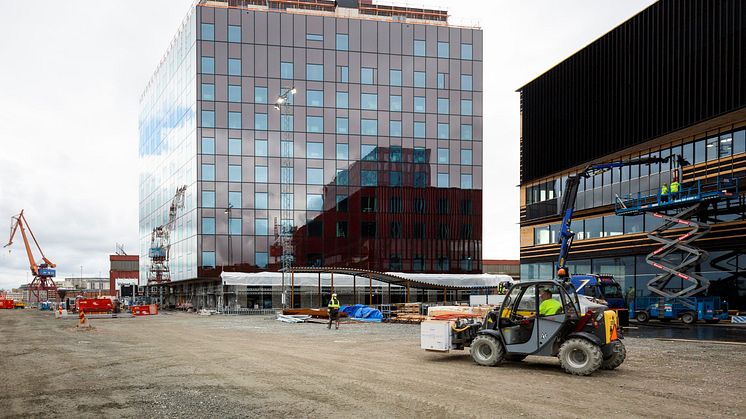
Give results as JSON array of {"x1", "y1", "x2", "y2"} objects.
[{"x1": 274, "y1": 86, "x2": 296, "y2": 308}]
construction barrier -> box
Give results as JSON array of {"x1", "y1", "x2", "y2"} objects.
[
  {"x1": 731, "y1": 316, "x2": 746, "y2": 324},
  {"x1": 78, "y1": 311, "x2": 91, "y2": 329}
]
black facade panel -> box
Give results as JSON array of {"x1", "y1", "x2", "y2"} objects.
[{"x1": 520, "y1": 0, "x2": 746, "y2": 183}]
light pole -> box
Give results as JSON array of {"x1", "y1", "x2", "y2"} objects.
[{"x1": 274, "y1": 86, "x2": 296, "y2": 308}]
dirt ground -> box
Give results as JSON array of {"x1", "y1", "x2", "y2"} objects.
[{"x1": 1, "y1": 310, "x2": 745, "y2": 418}]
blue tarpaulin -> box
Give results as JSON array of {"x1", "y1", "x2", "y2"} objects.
[{"x1": 340, "y1": 305, "x2": 383, "y2": 322}]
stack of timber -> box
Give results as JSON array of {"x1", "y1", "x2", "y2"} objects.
[
  {"x1": 283, "y1": 308, "x2": 348, "y2": 319},
  {"x1": 427, "y1": 305, "x2": 496, "y2": 320},
  {"x1": 388, "y1": 303, "x2": 426, "y2": 323}
]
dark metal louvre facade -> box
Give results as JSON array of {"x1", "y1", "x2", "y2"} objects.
[{"x1": 520, "y1": 0, "x2": 746, "y2": 183}]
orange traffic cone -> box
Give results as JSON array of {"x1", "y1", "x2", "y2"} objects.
[{"x1": 78, "y1": 310, "x2": 91, "y2": 329}]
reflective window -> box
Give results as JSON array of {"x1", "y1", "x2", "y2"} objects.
[
  {"x1": 254, "y1": 87, "x2": 268, "y2": 103},
  {"x1": 390, "y1": 120, "x2": 402, "y2": 137},
  {"x1": 201, "y1": 83, "x2": 215, "y2": 100},
  {"x1": 255, "y1": 113, "x2": 268, "y2": 130},
  {"x1": 338, "y1": 66, "x2": 349, "y2": 82},
  {"x1": 306, "y1": 64, "x2": 323, "y2": 81},
  {"x1": 603, "y1": 216, "x2": 623, "y2": 237},
  {"x1": 228, "y1": 85, "x2": 241, "y2": 102},
  {"x1": 390, "y1": 146, "x2": 402, "y2": 162},
  {"x1": 307, "y1": 168, "x2": 324, "y2": 185},
  {"x1": 390, "y1": 69, "x2": 402, "y2": 86},
  {"x1": 414, "y1": 172, "x2": 427, "y2": 188},
  {"x1": 720, "y1": 133, "x2": 733, "y2": 158},
  {"x1": 229, "y1": 165, "x2": 241, "y2": 182},
  {"x1": 255, "y1": 166, "x2": 268, "y2": 182},
  {"x1": 437, "y1": 123, "x2": 449, "y2": 139},
  {"x1": 734, "y1": 130, "x2": 746, "y2": 155},
  {"x1": 414, "y1": 147, "x2": 426, "y2": 163},
  {"x1": 706, "y1": 137, "x2": 719, "y2": 161},
  {"x1": 201, "y1": 56, "x2": 214, "y2": 73},
  {"x1": 361, "y1": 67, "x2": 374, "y2": 84},
  {"x1": 228, "y1": 111, "x2": 241, "y2": 129},
  {"x1": 361, "y1": 170, "x2": 378, "y2": 186},
  {"x1": 281, "y1": 193, "x2": 293, "y2": 210},
  {"x1": 201, "y1": 137, "x2": 215, "y2": 154},
  {"x1": 461, "y1": 149, "x2": 472, "y2": 164},
  {"x1": 414, "y1": 96, "x2": 425, "y2": 112},
  {"x1": 255, "y1": 219, "x2": 268, "y2": 235},
  {"x1": 281, "y1": 115, "x2": 293, "y2": 131},
  {"x1": 307, "y1": 142, "x2": 323, "y2": 159},
  {"x1": 461, "y1": 99, "x2": 472, "y2": 115},
  {"x1": 336, "y1": 170, "x2": 349, "y2": 185},
  {"x1": 202, "y1": 251, "x2": 216, "y2": 268},
  {"x1": 307, "y1": 194, "x2": 323, "y2": 211},
  {"x1": 336, "y1": 221, "x2": 348, "y2": 237},
  {"x1": 624, "y1": 215, "x2": 644, "y2": 234},
  {"x1": 461, "y1": 43, "x2": 473, "y2": 59},
  {"x1": 331, "y1": 144, "x2": 347, "y2": 161},
  {"x1": 437, "y1": 173, "x2": 449, "y2": 187},
  {"x1": 336, "y1": 195, "x2": 348, "y2": 212},
  {"x1": 390, "y1": 172, "x2": 403, "y2": 187},
  {"x1": 361, "y1": 144, "x2": 377, "y2": 161},
  {"x1": 306, "y1": 33, "x2": 323, "y2": 41},
  {"x1": 437, "y1": 98, "x2": 449, "y2": 114},
  {"x1": 254, "y1": 192, "x2": 268, "y2": 209},
  {"x1": 201, "y1": 23, "x2": 214, "y2": 40},
  {"x1": 228, "y1": 25, "x2": 241, "y2": 42},
  {"x1": 280, "y1": 167, "x2": 293, "y2": 184},
  {"x1": 254, "y1": 140, "x2": 267, "y2": 156},
  {"x1": 437, "y1": 41, "x2": 449, "y2": 58},
  {"x1": 202, "y1": 110, "x2": 215, "y2": 127},
  {"x1": 437, "y1": 148, "x2": 449, "y2": 164},
  {"x1": 228, "y1": 58, "x2": 241, "y2": 76},
  {"x1": 306, "y1": 90, "x2": 323, "y2": 107},
  {"x1": 336, "y1": 91, "x2": 348, "y2": 108},
  {"x1": 437, "y1": 73, "x2": 447, "y2": 89},
  {"x1": 256, "y1": 252, "x2": 268, "y2": 269},
  {"x1": 281, "y1": 62, "x2": 293, "y2": 79},
  {"x1": 229, "y1": 218, "x2": 241, "y2": 235},
  {"x1": 306, "y1": 116, "x2": 323, "y2": 133},
  {"x1": 202, "y1": 191, "x2": 215, "y2": 208},
  {"x1": 228, "y1": 191, "x2": 242, "y2": 208},
  {"x1": 414, "y1": 39, "x2": 426, "y2": 56},
  {"x1": 202, "y1": 217, "x2": 215, "y2": 234},
  {"x1": 460, "y1": 174, "x2": 473, "y2": 189},
  {"x1": 414, "y1": 71, "x2": 425, "y2": 87},
  {"x1": 336, "y1": 117, "x2": 349, "y2": 134},
  {"x1": 281, "y1": 141, "x2": 293, "y2": 158},
  {"x1": 694, "y1": 139, "x2": 706, "y2": 164},
  {"x1": 361, "y1": 119, "x2": 378, "y2": 135},
  {"x1": 390, "y1": 95, "x2": 402, "y2": 111},
  {"x1": 584, "y1": 217, "x2": 602, "y2": 239},
  {"x1": 336, "y1": 33, "x2": 348, "y2": 50},
  {"x1": 201, "y1": 164, "x2": 215, "y2": 181},
  {"x1": 461, "y1": 74, "x2": 473, "y2": 90},
  {"x1": 414, "y1": 122, "x2": 425, "y2": 138},
  {"x1": 461, "y1": 124, "x2": 473, "y2": 140},
  {"x1": 361, "y1": 93, "x2": 378, "y2": 110}
]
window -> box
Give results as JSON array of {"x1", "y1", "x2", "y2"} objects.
[
  {"x1": 306, "y1": 64, "x2": 323, "y2": 81},
  {"x1": 461, "y1": 43, "x2": 473, "y2": 59},
  {"x1": 361, "y1": 93, "x2": 377, "y2": 110},
  {"x1": 437, "y1": 173, "x2": 449, "y2": 187},
  {"x1": 414, "y1": 122, "x2": 425, "y2": 138},
  {"x1": 201, "y1": 164, "x2": 215, "y2": 181},
  {"x1": 201, "y1": 83, "x2": 215, "y2": 100},
  {"x1": 390, "y1": 222, "x2": 402, "y2": 238},
  {"x1": 255, "y1": 166, "x2": 267, "y2": 182},
  {"x1": 228, "y1": 111, "x2": 241, "y2": 129},
  {"x1": 437, "y1": 41, "x2": 449, "y2": 58},
  {"x1": 254, "y1": 87, "x2": 268, "y2": 103},
  {"x1": 336, "y1": 91, "x2": 348, "y2": 108},
  {"x1": 255, "y1": 113, "x2": 268, "y2": 130},
  {"x1": 202, "y1": 110, "x2": 215, "y2": 127},
  {"x1": 362, "y1": 221, "x2": 376, "y2": 238},
  {"x1": 461, "y1": 124, "x2": 473, "y2": 140},
  {"x1": 414, "y1": 71, "x2": 425, "y2": 87},
  {"x1": 202, "y1": 191, "x2": 215, "y2": 208},
  {"x1": 306, "y1": 116, "x2": 323, "y2": 133},
  {"x1": 414, "y1": 172, "x2": 427, "y2": 188},
  {"x1": 254, "y1": 140, "x2": 267, "y2": 156},
  {"x1": 229, "y1": 165, "x2": 241, "y2": 182},
  {"x1": 255, "y1": 219, "x2": 268, "y2": 235},
  {"x1": 390, "y1": 196, "x2": 403, "y2": 213},
  {"x1": 460, "y1": 149, "x2": 472, "y2": 164},
  {"x1": 228, "y1": 25, "x2": 241, "y2": 42},
  {"x1": 361, "y1": 196, "x2": 377, "y2": 212},
  {"x1": 437, "y1": 123, "x2": 449, "y2": 139},
  {"x1": 437, "y1": 224, "x2": 450, "y2": 239},
  {"x1": 414, "y1": 96, "x2": 425, "y2": 112},
  {"x1": 307, "y1": 194, "x2": 323, "y2": 211},
  {"x1": 624, "y1": 215, "x2": 644, "y2": 234},
  {"x1": 202, "y1": 217, "x2": 215, "y2": 234},
  {"x1": 437, "y1": 73, "x2": 447, "y2": 89},
  {"x1": 390, "y1": 255, "x2": 402, "y2": 270},
  {"x1": 460, "y1": 174, "x2": 473, "y2": 189},
  {"x1": 254, "y1": 192, "x2": 268, "y2": 209},
  {"x1": 414, "y1": 147, "x2": 426, "y2": 163},
  {"x1": 306, "y1": 90, "x2": 323, "y2": 107},
  {"x1": 281, "y1": 115, "x2": 293, "y2": 131},
  {"x1": 414, "y1": 197, "x2": 426, "y2": 213},
  {"x1": 201, "y1": 23, "x2": 214, "y2": 41},
  {"x1": 228, "y1": 85, "x2": 241, "y2": 102},
  {"x1": 390, "y1": 172, "x2": 403, "y2": 187},
  {"x1": 281, "y1": 193, "x2": 293, "y2": 210},
  {"x1": 361, "y1": 170, "x2": 378, "y2": 186},
  {"x1": 361, "y1": 67, "x2": 374, "y2": 84},
  {"x1": 336, "y1": 195, "x2": 348, "y2": 212},
  {"x1": 255, "y1": 252, "x2": 268, "y2": 269},
  {"x1": 735, "y1": 130, "x2": 746, "y2": 155},
  {"x1": 361, "y1": 119, "x2": 377, "y2": 135},
  {"x1": 201, "y1": 137, "x2": 215, "y2": 154},
  {"x1": 389, "y1": 146, "x2": 402, "y2": 162},
  {"x1": 336, "y1": 33, "x2": 348, "y2": 50},
  {"x1": 306, "y1": 33, "x2": 323, "y2": 42},
  {"x1": 437, "y1": 198, "x2": 448, "y2": 214},
  {"x1": 229, "y1": 218, "x2": 241, "y2": 235},
  {"x1": 336, "y1": 170, "x2": 348, "y2": 185},
  {"x1": 307, "y1": 168, "x2": 324, "y2": 185},
  {"x1": 201, "y1": 56, "x2": 214, "y2": 73},
  {"x1": 437, "y1": 98, "x2": 449, "y2": 114},
  {"x1": 306, "y1": 142, "x2": 323, "y2": 159},
  {"x1": 202, "y1": 251, "x2": 216, "y2": 268},
  {"x1": 414, "y1": 222, "x2": 426, "y2": 239},
  {"x1": 460, "y1": 199, "x2": 473, "y2": 215},
  {"x1": 437, "y1": 148, "x2": 449, "y2": 164},
  {"x1": 281, "y1": 167, "x2": 293, "y2": 183},
  {"x1": 336, "y1": 117, "x2": 349, "y2": 134},
  {"x1": 281, "y1": 62, "x2": 293, "y2": 79},
  {"x1": 461, "y1": 99, "x2": 472, "y2": 115},
  {"x1": 461, "y1": 74, "x2": 473, "y2": 90},
  {"x1": 338, "y1": 66, "x2": 349, "y2": 82},
  {"x1": 281, "y1": 141, "x2": 293, "y2": 158},
  {"x1": 584, "y1": 217, "x2": 602, "y2": 239},
  {"x1": 414, "y1": 39, "x2": 426, "y2": 56},
  {"x1": 390, "y1": 95, "x2": 402, "y2": 111},
  {"x1": 361, "y1": 144, "x2": 377, "y2": 161},
  {"x1": 413, "y1": 256, "x2": 424, "y2": 271},
  {"x1": 228, "y1": 192, "x2": 241, "y2": 208},
  {"x1": 390, "y1": 120, "x2": 402, "y2": 137},
  {"x1": 336, "y1": 143, "x2": 348, "y2": 159},
  {"x1": 228, "y1": 58, "x2": 241, "y2": 76},
  {"x1": 336, "y1": 221, "x2": 348, "y2": 238},
  {"x1": 390, "y1": 69, "x2": 402, "y2": 86}
]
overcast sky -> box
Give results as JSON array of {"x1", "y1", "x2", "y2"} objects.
[{"x1": 0, "y1": 0, "x2": 656, "y2": 290}]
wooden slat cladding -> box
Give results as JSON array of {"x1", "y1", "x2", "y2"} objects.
[{"x1": 520, "y1": 0, "x2": 746, "y2": 183}]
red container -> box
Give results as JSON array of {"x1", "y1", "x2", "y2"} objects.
[
  {"x1": 77, "y1": 298, "x2": 113, "y2": 313},
  {"x1": 132, "y1": 304, "x2": 158, "y2": 316},
  {"x1": 0, "y1": 299, "x2": 14, "y2": 309}
]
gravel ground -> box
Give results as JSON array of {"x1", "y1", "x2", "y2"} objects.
[{"x1": 1, "y1": 310, "x2": 745, "y2": 418}]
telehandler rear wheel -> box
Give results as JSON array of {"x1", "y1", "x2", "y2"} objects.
[
  {"x1": 470, "y1": 335, "x2": 505, "y2": 367},
  {"x1": 559, "y1": 338, "x2": 603, "y2": 376},
  {"x1": 601, "y1": 340, "x2": 626, "y2": 370}
]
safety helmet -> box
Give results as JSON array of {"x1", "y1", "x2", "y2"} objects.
[
  {"x1": 556, "y1": 267, "x2": 568, "y2": 278},
  {"x1": 332, "y1": 293, "x2": 337, "y2": 297}
]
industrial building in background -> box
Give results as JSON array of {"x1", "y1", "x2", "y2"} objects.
[
  {"x1": 519, "y1": 1, "x2": 746, "y2": 310},
  {"x1": 139, "y1": 0, "x2": 483, "y2": 308}
]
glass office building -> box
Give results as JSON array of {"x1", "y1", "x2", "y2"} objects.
[{"x1": 139, "y1": 0, "x2": 483, "y2": 286}]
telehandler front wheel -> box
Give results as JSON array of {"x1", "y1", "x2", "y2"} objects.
[
  {"x1": 558, "y1": 338, "x2": 603, "y2": 376},
  {"x1": 470, "y1": 335, "x2": 505, "y2": 367}
]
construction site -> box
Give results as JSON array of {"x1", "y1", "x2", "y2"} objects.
[{"x1": 2, "y1": 0, "x2": 746, "y2": 417}]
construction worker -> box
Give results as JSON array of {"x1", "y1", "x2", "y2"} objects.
[
  {"x1": 670, "y1": 180, "x2": 680, "y2": 199},
  {"x1": 661, "y1": 182, "x2": 669, "y2": 202},
  {"x1": 327, "y1": 293, "x2": 340, "y2": 330},
  {"x1": 539, "y1": 289, "x2": 562, "y2": 316}
]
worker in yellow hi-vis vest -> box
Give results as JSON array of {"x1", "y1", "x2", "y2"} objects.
[
  {"x1": 327, "y1": 293, "x2": 340, "y2": 330},
  {"x1": 670, "y1": 180, "x2": 680, "y2": 199},
  {"x1": 661, "y1": 183, "x2": 669, "y2": 202}
]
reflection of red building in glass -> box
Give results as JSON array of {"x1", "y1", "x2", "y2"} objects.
[{"x1": 291, "y1": 147, "x2": 482, "y2": 273}]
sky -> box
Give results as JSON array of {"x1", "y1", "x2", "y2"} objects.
[{"x1": 0, "y1": 0, "x2": 656, "y2": 290}]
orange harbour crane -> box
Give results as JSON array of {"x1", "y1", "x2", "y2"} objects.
[{"x1": 4, "y1": 210, "x2": 58, "y2": 301}]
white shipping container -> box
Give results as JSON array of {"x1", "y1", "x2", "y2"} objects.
[{"x1": 420, "y1": 320, "x2": 452, "y2": 352}]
